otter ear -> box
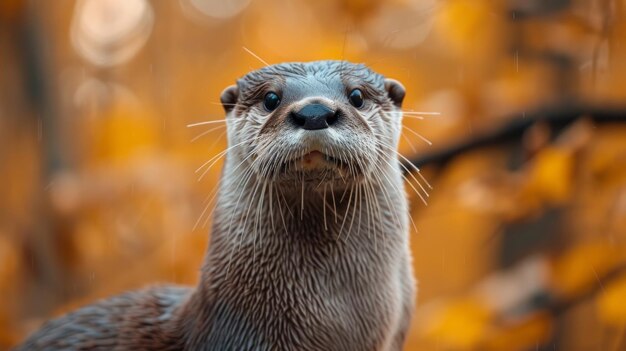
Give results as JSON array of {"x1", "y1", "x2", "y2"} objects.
[
  {"x1": 220, "y1": 85, "x2": 239, "y2": 113},
  {"x1": 384, "y1": 78, "x2": 405, "y2": 108}
]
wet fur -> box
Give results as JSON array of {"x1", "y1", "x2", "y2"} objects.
[{"x1": 17, "y1": 61, "x2": 415, "y2": 351}]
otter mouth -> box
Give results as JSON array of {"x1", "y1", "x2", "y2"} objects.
[
  {"x1": 261, "y1": 148, "x2": 368, "y2": 185},
  {"x1": 280, "y1": 150, "x2": 349, "y2": 174}
]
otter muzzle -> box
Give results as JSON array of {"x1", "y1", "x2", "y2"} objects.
[{"x1": 290, "y1": 104, "x2": 338, "y2": 130}]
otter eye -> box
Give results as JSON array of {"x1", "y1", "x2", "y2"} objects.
[
  {"x1": 349, "y1": 89, "x2": 364, "y2": 108},
  {"x1": 263, "y1": 92, "x2": 280, "y2": 112}
]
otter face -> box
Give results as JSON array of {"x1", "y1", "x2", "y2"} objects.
[{"x1": 221, "y1": 61, "x2": 405, "y2": 188}]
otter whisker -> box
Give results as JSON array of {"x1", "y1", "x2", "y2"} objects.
[
  {"x1": 262, "y1": 142, "x2": 281, "y2": 179},
  {"x1": 385, "y1": 169, "x2": 418, "y2": 234},
  {"x1": 364, "y1": 178, "x2": 383, "y2": 251},
  {"x1": 401, "y1": 133, "x2": 418, "y2": 154},
  {"x1": 374, "y1": 176, "x2": 390, "y2": 247},
  {"x1": 323, "y1": 184, "x2": 328, "y2": 231},
  {"x1": 375, "y1": 139, "x2": 429, "y2": 199},
  {"x1": 208, "y1": 147, "x2": 263, "y2": 234},
  {"x1": 386, "y1": 157, "x2": 428, "y2": 206},
  {"x1": 402, "y1": 125, "x2": 432, "y2": 146},
  {"x1": 284, "y1": 144, "x2": 299, "y2": 178},
  {"x1": 200, "y1": 188, "x2": 222, "y2": 229},
  {"x1": 368, "y1": 159, "x2": 406, "y2": 232},
  {"x1": 337, "y1": 183, "x2": 355, "y2": 241},
  {"x1": 270, "y1": 151, "x2": 288, "y2": 180},
  {"x1": 224, "y1": 172, "x2": 253, "y2": 277},
  {"x1": 339, "y1": 150, "x2": 348, "y2": 184},
  {"x1": 344, "y1": 146, "x2": 357, "y2": 178},
  {"x1": 353, "y1": 145, "x2": 367, "y2": 177},
  {"x1": 367, "y1": 180, "x2": 384, "y2": 251},
  {"x1": 401, "y1": 110, "x2": 441, "y2": 115},
  {"x1": 225, "y1": 166, "x2": 255, "y2": 228},
  {"x1": 339, "y1": 25, "x2": 351, "y2": 67},
  {"x1": 300, "y1": 175, "x2": 305, "y2": 220},
  {"x1": 195, "y1": 139, "x2": 247, "y2": 175},
  {"x1": 402, "y1": 166, "x2": 430, "y2": 200},
  {"x1": 401, "y1": 162, "x2": 430, "y2": 198},
  {"x1": 209, "y1": 101, "x2": 237, "y2": 107},
  {"x1": 314, "y1": 169, "x2": 329, "y2": 191},
  {"x1": 255, "y1": 140, "x2": 275, "y2": 179},
  {"x1": 196, "y1": 152, "x2": 227, "y2": 181},
  {"x1": 192, "y1": 140, "x2": 251, "y2": 230},
  {"x1": 339, "y1": 181, "x2": 350, "y2": 202},
  {"x1": 233, "y1": 162, "x2": 265, "y2": 256},
  {"x1": 193, "y1": 185, "x2": 220, "y2": 231},
  {"x1": 362, "y1": 180, "x2": 373, "y2": 246},
  {"x1": 372, "y1": 137, "x2": 430, "y2": 203},
  {"x1": 416, "y1": 171, "x2": 432, "y2": 190},
  {"x1": 191, "y1": 125, "x2": 226, "y2": 143},
  {"x1": 201, "y1": 131, "x2": 229, "y2": 170},
  {"x1": 368, "y1": 140, "x2": 416, "y2": 229},
  {"x1": 266, "y1": 139, "x2": 299, "y2": 180},
  {"x1": 268, "y1": 182, "x2": 276, "y2": 233},
  {"x1": 272, "y1": 140, "x2": 293, "y2": 178},
  {"x1": 277, "y1": 185, "x2": 293, "y2": 219},
  {"x1": 343, "y1": 183, "x2": 361, "y2": 242},
  {"x1": 234, "y1": 174, "x2": 260, "y2": 247},
  {"x1": 274, "y1": 185, "x2": 289, "y2": 234},
  {"x1": 242, "y1": 46, "x2": 270, "y2": 67},
  {"x1": 392, "y1": 147, "x2": 434, "y2": 190},
  {"x1": 252, "y1": 181, "x2": 268, "y2": 264},
  {"x1": 372, "y1": 135, "x2": 433, "y2": 193},
  {"x1": 186, "y1": 119, "x2": 228, "y2": 128},
  {"x1": 321, "y1": 195, "x2": 341, "y2": 226},
  {"x1": 330, "y1": 182, "x2": 338, "y2": 223},
  {"x1": 224, "y1": 153, "x2": 268, "y2": 276},
  {"x1": 197, "y1": 178, "x2": 230, "y2": 230},
  {"x1": 268, "y1": 183, "x2": 276, "y2": 235}
]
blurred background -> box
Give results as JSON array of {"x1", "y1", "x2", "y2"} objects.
[{"x1": 1, "y1": 0, "x2": 626, "y2": 349}]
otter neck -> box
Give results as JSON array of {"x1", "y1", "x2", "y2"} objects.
[{"x1": 181, "y1": 154, "x2": 408, "y2": 347}]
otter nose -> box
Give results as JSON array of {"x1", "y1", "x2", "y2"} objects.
[{"x1": 290, "y1": 104, "x2": 337, "y2": 130}]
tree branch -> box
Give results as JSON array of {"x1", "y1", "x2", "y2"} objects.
[{"x1": 405, "y1": 104, "x2": 626, "y2": 170}]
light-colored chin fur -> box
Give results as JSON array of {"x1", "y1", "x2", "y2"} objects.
[{"x1": 178, "y1": 124, "x2": 416, "y2": 350}]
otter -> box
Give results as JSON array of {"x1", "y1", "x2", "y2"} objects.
[{"x1": 17, "y1": 61, "x2": 415, "y2": 351}]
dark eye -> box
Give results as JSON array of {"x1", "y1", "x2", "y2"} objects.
[
  {"x1": 263, "y1": 92, "x2": 280, "y2": 112},
  {"x1": 349, "y1": 89, "x2": 364, "y2": 108}
]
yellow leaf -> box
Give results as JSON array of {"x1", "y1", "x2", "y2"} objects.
[
  {"x1": 551, "y1": 242, "x2": 622, "y2": 298},
  {"x1": 420, "y1": 299, "x2": 493, "y2": 349},
  {"x1": 597, "y1": 273, "x2": 626, "y2": 326},
  {"x1": 484, "y1": 312, "x2": 553, "y2": 351},
  {"x1": 525, "y1": 147, "x2": 574, "y2": 205}
]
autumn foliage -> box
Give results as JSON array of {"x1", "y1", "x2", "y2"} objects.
[{"x1": 1, "y1": 0, "x2": 625, "y2": 350}]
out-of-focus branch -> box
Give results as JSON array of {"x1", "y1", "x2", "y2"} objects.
[
  {"x1": 16, "y1": 1, "x2": 68, "y2": 309},
  {"x1": 548, "y1": 264, "x2": 626, "y2": 317},
  {"x1": 404, "y1": 104, "x2": 626, "y2": 170}
]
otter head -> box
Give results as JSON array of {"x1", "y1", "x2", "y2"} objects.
[{"x1": 220, "y1": 61, "x2": 405, "y2": 191}]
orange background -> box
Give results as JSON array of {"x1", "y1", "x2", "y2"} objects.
[{"x1": 1, "y1": 0, "x2": 626, "y2": 350}]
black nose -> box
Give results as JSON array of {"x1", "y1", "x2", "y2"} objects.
[{"x1": 290, "y1": 104, "x2": 338, "y2": 130}]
